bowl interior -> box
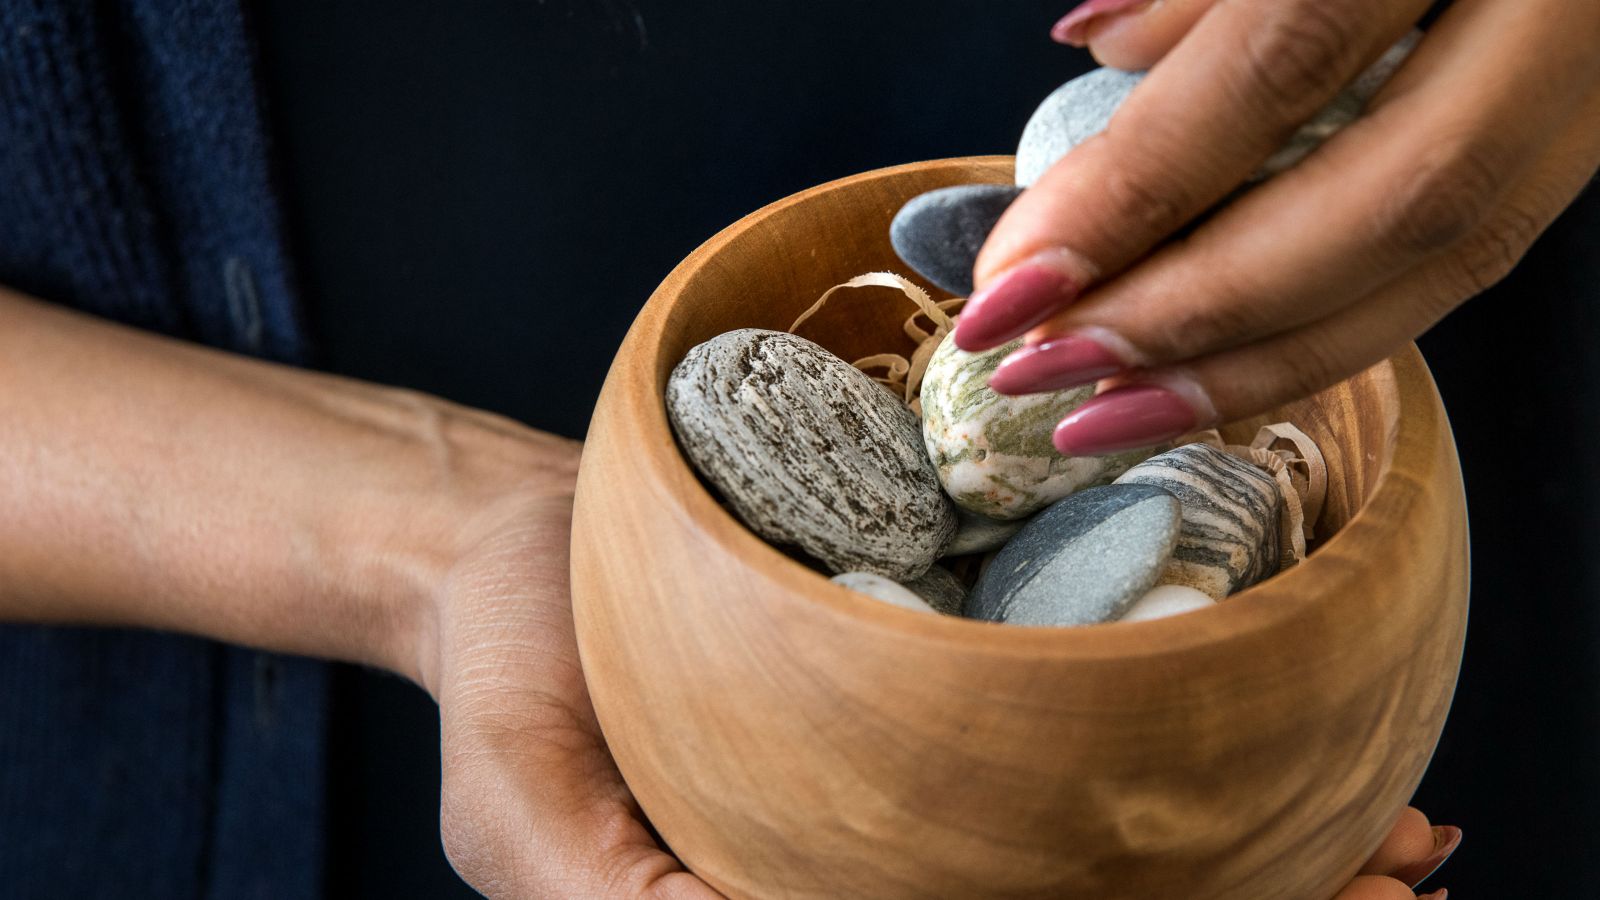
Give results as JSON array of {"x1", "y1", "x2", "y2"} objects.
[{"x1": 641, "y1": 156, "x2": 1397, "y2": 605}]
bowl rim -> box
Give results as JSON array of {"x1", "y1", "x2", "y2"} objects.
[{"x1": 601, "y1": 155, "x2": 1451, "y2": 662}]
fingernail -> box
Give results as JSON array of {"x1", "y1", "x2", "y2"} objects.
[
  {"x1": 1394, "y1": 826, "x2": 1462, "y2": 890},
  {"x1": 989, "y1": 333, "x2": 1126, "y2": 395},
  {"x1": 1417, "y1": 890, "x2": 1447, "y2": 900},
  {"x1": 1053, "y1": 382, "x2": 1200, "y2": 456},
  {"x1": 953, "y1": 253, "x2": 1087, "y2": 353},
  {"x1": 1051, "y1": 0, "x2": 1154, "y2": 46}
]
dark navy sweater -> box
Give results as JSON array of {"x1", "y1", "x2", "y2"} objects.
[{"x1": 0, "y1": 2, "x2": 325, "y2": 896}]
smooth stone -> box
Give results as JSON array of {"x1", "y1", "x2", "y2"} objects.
[
  {"x1": 920, "y1": 335, "x2": 1157, "y2": 520},
  {"x1": 1115, "y1": 443, "x2": 1285, "y2": 600},
  {"x1": 667, "y1": 329, "x2": 957, "y2": 580},
  {"x1": 1120, "y1": 584, "x2": 1216, "y2": 623},
  {"x1": 1014, "y1": 68, "x2": 1143, "y2": 187},
  {"x1": 903, "y1": 566, "x2": 967, "y2": 616},
  {"x1": 964, "y1": 484, "x2": 1181, "y2": 627},
  {"x1": 832, "y1": 572, "x2": 936, "y2": 614},
  {"x1": 943, "y1": 507, "x2": 1029, "y2": 557},
  {"x1": 1014, "y1": 31, "x2": 1420, "y2": 187},
  {"x1": 890, "y1": 184, "x2": 1024, "y2": 297}
]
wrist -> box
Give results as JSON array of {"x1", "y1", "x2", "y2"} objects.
[{"x1": 326, "y1": 389, "x2": 580, "y2": 695}]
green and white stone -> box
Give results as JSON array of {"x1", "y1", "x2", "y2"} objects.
[{"x1": 920, "y1": 336, "x2": 1156, "y2": 521}]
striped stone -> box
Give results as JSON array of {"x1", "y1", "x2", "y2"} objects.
[
  {"x1": 1114, "y1": 443, "x2": 1286, "y2": 600},
  {"x1": 668, "y1": 329, "x2": 957, "y2": 580},
  {"x1": 920, "y1": 335, "x2": 1155, "y2": 521}
]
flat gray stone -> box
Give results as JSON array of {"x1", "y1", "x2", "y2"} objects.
[
  {"x1": 964, "y1": 484, "x2": 1181, "y2": 627},
  {"x1": 903, "y1": 565, "x2": 967, "y2": 615},
  {"x1": 890, "y1": 184, "x2": 1024, "y2": 297},
  {"x1": 1114, "y1": 443, "x2": 1285, "y2": 599},
  {"x1": 667, "y1": 329, "x2": 957, "y2": 580}
]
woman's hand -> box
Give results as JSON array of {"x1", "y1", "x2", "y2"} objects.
[
  {"x1": 1338, "y1": 807, "x2": 1461, "y2": 899},
  {"x1": 0, "y1": 290, "x2": 717, "y2": 899},
  {"x1": 426, "y1": 454, "x2": 720, "y2": 899},
  {"x1": 961, "y1": 0, "x2": 1600, "y2": 455}
]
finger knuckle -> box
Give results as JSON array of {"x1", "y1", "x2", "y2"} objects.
[
  {"x1": 1094, "y1": 146, "x2": 1195, "y2": 238},
  {"x1": 1383, "y1": 140, "x2": 1509, "y2": 256},
  {"x1": 1141, "y1": 270, "x2": 1274, "y2": 359},
  {"x1": 1451, "y1": 203, "x2": 1546, "y2": 296},
  {"x1": 1237, "y1": 1, "x2": 1363, "y2": 110},
  {"x1": 1275, "y1": 330, "x2": 1349, "y2": 400}
]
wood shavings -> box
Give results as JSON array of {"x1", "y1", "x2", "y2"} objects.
[{"x1": 788, "y1": 272, "x2": 963, "y2": 415}]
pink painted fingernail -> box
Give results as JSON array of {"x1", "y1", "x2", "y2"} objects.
[
  {"x1": 989, "y1": 333, "x2": 1125, "y2": 395},
  {"x1": 1053, "y1": 383, "x2": 1199, "y2": 455},
  {"x1": 953, "y1": 255, "x2": 1087, "y2": 353},
  {"x1": 1051, "y1": 0, "x2": 1154, "y2": 46},
  {"x1": 1394, "y1": 826, "x2": 1462, "y2": 891}
]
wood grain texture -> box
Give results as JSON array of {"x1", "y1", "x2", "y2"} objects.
[{"x1": 571, "y1": 157, "x2": 1469, "y2": 899}]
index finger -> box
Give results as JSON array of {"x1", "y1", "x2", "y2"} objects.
[{"x1": 956, "y1": 0, "x2": 1432, "y2": 352}]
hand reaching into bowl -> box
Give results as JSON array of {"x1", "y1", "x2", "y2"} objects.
[{"x1": 962, "y1": 0, "x2": 1600, "y2": 455}]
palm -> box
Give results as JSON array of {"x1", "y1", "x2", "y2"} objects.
[{"x1": 432, "y1": 490, "x2": 720, "y2": 899}]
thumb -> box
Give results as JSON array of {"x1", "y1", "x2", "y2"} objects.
[{"x1": 1052, "y1": 0, "x2": 1221, "y2": 70}]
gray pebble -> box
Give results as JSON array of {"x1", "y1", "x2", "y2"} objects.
[
  {"x1": 1114, "y1": 443, "x2": 1285, "y2": 600},
  {"x1": 1014, "y1": 68, "x2": 1144, "y2": 187},
  {"x1": 943, "y1": 508, "x2": 1030, "y2": 557},
  {"x1": 903, "y1": 565, "x2": 967, "y2": 615},
  {"x1": 831, "y1": 572, "x2": 937, "y2": 614},
  {"x1": 1014, "y1": 30, "x2": 1420, "y2": 187},
  {"x1": 964, "y1": 484, "x2": 1181, "y2": 627},
  {"x1": 890, "y1": 184, "x2": 1024, "y2": 296},
  {"x1": 667, "y1": 329, "x2": 957, "y2": 580}
]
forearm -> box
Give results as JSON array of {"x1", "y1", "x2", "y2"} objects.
[{"x1": 0, "y1": 286, "x2": 577, "y2": 688}]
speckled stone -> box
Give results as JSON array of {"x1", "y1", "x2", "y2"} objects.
[
  {"x1": 1120, "y1": 584, "x2": 1216, "y2": 623},
  {"x1": 832, "y1": 572, "x2": 936, "y2": 614},
  {"x1": 1014, "y1": 68, "x2": 1144, "y2": 187},
  {"x1": 943, "y1": 508, "x2": 1030, "y2": 557},
  {"x1": 890, "y1": 184, "x2": 1025, "y2": 297},
  {"x1": 920, "y1": 335, "x2": 1157, "y2": 520},
  {"x1": 667, "y1": 329, "x2": 957, "y2": 580},
  {"x1": 903, "y1": 565, "x2": 967, "y2": 615},
  {"x1": 1114, "y1": 443, "x2": 1285, "y2": 600},
  {"x1": 964, "y1": 484, "x2": 1181, "y2": 627},
  {"x1": 1014, "y1": 31, "x2": 1420, "y2": 187}
]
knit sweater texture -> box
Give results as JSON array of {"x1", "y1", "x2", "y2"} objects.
[{"x1": 0, "y1": 2, "x2": 326, "y2": 896}]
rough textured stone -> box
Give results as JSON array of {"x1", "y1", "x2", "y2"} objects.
[
  {"x1": 1115, "y1": 443, "x2": 1285, "y2": 599},
  {"x1": 890, "y1": 184, "x2": 1024, "y2": 297},
  {"x1": 1120, "y1": 584, "x2": 1216, "y2": 623},
  {"x1": 943, "y1": 508, "x2": 1029, "y2": 557},
  {"x1": 667, "y1": 329, "x2": 957, "y2": 580},
  {"x1": 965, "y1": 484, "x2": 1181, "y2": 627},
  {"x1": 903, "y1": 566, "x2": 967, "y2": 615},
  {"x1": 832, "y1": 572, "x2": 936, "y2": 614},
  {"x1": 920, "y1": 335, "x2": 1156, "y2": 520},
  {"x1": 1014, "y1": 31, "x2": 1420, "y2": 187},
  {"x1": 1014, "y1": 68, "x2": 1143, "y2": 187}
]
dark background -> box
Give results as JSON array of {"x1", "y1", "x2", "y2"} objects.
[{"x1": 254, "y1": 1, "x2": 1600, "y2": 895}]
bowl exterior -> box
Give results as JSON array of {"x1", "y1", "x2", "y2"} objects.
[{"x1": 571, "y1": 159, "x2": 1468, "y2": 899}]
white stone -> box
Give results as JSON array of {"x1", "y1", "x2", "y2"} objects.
[
  {"x1": 1120, "y1": 584, "x2": 1216, "y2": 623},
  {"x1": 832, "y1": 572, "x2": 936, "y2": 614}
]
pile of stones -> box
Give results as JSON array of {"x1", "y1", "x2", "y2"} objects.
[{"x1": 661, "y1": 45, "x2": 1409, "y2": 626}]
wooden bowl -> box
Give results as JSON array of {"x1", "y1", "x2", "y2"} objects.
[{"x1": 571, "y1": 157, "x2": 1469, "y2": 899}]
